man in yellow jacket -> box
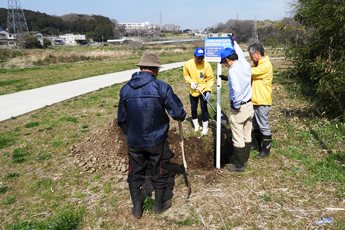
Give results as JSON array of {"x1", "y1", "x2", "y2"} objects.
[
  {"x1": 248, "y1": 43, "x2": 273, "y2": 158},
  {"x1": 183, "y1": 48, "x2": 214, "y2": 135}
]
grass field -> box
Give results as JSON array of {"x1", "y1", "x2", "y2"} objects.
[
  {"x1": 0, "y1": 44, "x2": 195, "y2": 95},
  {"x1": 0, "y1": 46, "x2": 344, "y2": 229}
]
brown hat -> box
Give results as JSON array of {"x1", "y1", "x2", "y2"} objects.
[{"x1": 137, "y1": 51, "x2": 161, "y2": 68}]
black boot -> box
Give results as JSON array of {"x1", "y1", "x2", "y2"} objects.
[
  {"x1": 225, "y1": 146, "x2": 246, "y2": 172},
  {"x1": 129, "y1": 188, "x2": 144, "y2": 219},
  {"x1": 154, "y1": 188, "x2": 172, "y2": 214},
  {"x1": 251, "y1": 130, "x2": 262, "y2": 151},
  {"x1": 256, "y1": 135, "x2": 272, "y2": 158},
  {"x1": 244, "y1": 142, "x2": 251, "y2": 164}
]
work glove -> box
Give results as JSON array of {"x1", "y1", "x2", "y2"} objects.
[
  {"x1": 191, "y1": 82, "x2": 198, "y2": 90},
  {"x1": 219, "y1": 74, "x2": 228, "y2": 81},
  {"x1": 230, "y1": 34, "x2": 237, "y2": 46},
  {"x1": 204, "y1": 92, "x2": 211, "y2": 101}
]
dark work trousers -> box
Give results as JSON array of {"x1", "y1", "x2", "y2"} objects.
[
  {"x1": 190, "y1": 94, "x2": 209, "y2": 122},
  {"x1": 127, "y1": 139, "x2": 173, "y2": 191}
]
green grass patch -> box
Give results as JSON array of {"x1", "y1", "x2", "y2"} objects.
[
  {"x1": 12, "y1": 148, "x2": 30, "y2": 163},
  {"x1": 143, "y1": 196, "x2": 154, "y2": 211},
  {"x1": 51, "y1": 140, "x2": 63, "y2": 148},
  {"x1": 24, "y1": 121, "x2": 40, "y2": 128},
  {"x1": 0, "y1": 79, "x2": 23, "y2": 87},
  {"x1": 4, "y1": 172, "x2": 20, "y2": 179},
  {"x1": 8, "y1": 208, "x2": 85, "y2": 230},
  {"x1": 2, "y1": 195, "x2": 16, "y2": 205},
  {"x1": 259, "y1": 193, "x2": 272, "y2": 202},
  {"x1": 175, "y1": 216, "x2": 198, "y2": 227},
  {"x1": 59, "y1": 116, "x2": 78, "y2": 123},
  {"x1": 103, "y1": 181, "x2": 112, "y2": 195},
  {"x1": 279, "y1": 144, "x2": 345, "y2": 186},
  {"x1": 0, "y1": 185, "x2": 8, "y2": 194},
  {"x1": 36, "y1": 152, "x2": 52, "y2": 161},
  {"x1": 0, "y1": 132, "x2": 17, "y2": 150},
  {"x1": 36, "y1": 178, "x2": 55, "y2": 190}
]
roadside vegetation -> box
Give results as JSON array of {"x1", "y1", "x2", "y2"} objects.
[{"x1": 286, "y1": 0, "x2": 345, "y2": 119}]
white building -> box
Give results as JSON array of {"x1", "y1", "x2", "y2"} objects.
[
  {"x1": 0, "y1": 30, "x2": 17, "y2": 48},
  {"x1": 119, "y1": 22, "x2": 151, "y2": 30},
  {"x1": 59, "y1": 34, "x2": 86, "y2": 45}
]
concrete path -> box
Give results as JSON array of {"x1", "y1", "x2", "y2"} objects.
[{"x1": 0, "y1": 62, "x2": 185, "y2": 122}]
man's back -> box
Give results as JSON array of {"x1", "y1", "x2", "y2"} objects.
[{"x1": 118, "y1": 71, "x2": 185, "y2": 148}]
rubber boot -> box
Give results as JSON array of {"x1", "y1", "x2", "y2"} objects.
[
  {"x1": 201, "y1": 121, "x2": 208, "y2": 135},
  {"x1": 256, "y1": 135, "x2": 272, "y2": 158},
  {"x1": 129, "y1": 188, "x2": 144, "y2": 219},
  {"x1": 243, "y1": 142, "x2": 251, "y2": 164},
  {"x1": 154, "y1": 188, "x2": 172, "y2": 214},
  {"x1": 164, "y1": 176, "x2": 174, "y2": 202},
  {"x1": 225, "y1": 146, "x2": 246, "y2": 172},
  {"x1": 251, "y1": 130, "x2": 262, "y2": 151},
  {"x1": 192, "y1": 119, "x2": 200, "y2": 132}
]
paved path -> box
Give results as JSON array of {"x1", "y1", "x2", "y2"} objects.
[{"x1": 0, "y1": 62, "x2": 184, "y2": 122}]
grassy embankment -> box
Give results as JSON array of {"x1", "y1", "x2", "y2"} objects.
[
  {"x1": 0, "y1": 44, "x2": 195, "y2": 95},
  {"x1": 0, "y1": 47, "x2": 344, "y2": 229}
]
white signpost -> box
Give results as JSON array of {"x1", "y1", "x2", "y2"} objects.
[{"x1": 204, "y1": 34, "x2": 233, "y2": 169}]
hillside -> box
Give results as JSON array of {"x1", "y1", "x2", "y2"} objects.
[{"x1": 0, "y1": 8, "x2": 120, "y2": 40}]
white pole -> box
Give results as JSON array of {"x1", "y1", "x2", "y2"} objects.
[{"x1": 216, "y1": 63, "x2": 222, "y2": 169}]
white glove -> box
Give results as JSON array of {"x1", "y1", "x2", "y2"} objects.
[
  {"x1": 191, "y1": 82, "x2": 198, "y2": 90},
  {"x1": 204, "y1": 92, "x2": 211, "y2": 101}
]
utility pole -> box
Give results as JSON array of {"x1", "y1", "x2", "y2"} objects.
[
  {"x1": 7, "y1": 0, "x2": 29, "y2": 34},
  {"x1": 252, "y1": 16, "x2": 258, "y2": 42}
]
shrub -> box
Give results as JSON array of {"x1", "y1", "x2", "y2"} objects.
[{"x1": 287, "y1": 0, "x2": 345, "y2": 119}]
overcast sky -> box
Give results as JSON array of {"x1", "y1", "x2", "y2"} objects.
[{"x1": 1, "y1": 0, "x2": 294, "y2": 29}]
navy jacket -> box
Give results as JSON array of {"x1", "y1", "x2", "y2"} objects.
[{"x1": 117, "y1": 71, "x2": 186, "y2": 148}]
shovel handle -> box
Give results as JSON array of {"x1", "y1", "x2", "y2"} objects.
[
  {"x1": 178, "y1": 121, "x2": 188, "y2": 171},
  {"x1": 178, "y1": 120, "x2": 192, "y2": 198}
]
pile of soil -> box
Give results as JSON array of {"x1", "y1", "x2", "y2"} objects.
[{"x1": 69, "y1": 120, "x2": 214, "y2": 173}]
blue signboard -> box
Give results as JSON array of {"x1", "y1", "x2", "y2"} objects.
[{"x1": 205, "y1": 36, "x2": 233, "y2": 62}]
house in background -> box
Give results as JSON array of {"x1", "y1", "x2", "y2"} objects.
[
  {"x1": 0, "y1": 30, "x2": 17, "y2": 48},
  {"x1": 59, "y1": 34, "x2": 86, "y2": 45}
]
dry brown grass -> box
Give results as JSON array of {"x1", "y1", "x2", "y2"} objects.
[{"x1": 3, "y1": 49, "x2": 134, "y2": 68}]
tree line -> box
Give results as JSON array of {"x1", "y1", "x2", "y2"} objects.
[
  {"x1": 0, "y1": 8, "x2": 122, "y2": 41},
  {"x1": 206, "y1": 18, "x2": 304, "y2": 47}
]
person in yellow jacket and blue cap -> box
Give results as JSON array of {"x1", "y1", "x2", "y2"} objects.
[{"x1": 183, "y1": 47, "x2": 214, "y2": 135}]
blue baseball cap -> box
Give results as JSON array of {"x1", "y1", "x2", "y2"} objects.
[
  {"x1": 220, "y1": 47, "x2": 236, "y2": 63},
  {"x1": 194, "y1": 47, "x2": 205, "y2": 57}
]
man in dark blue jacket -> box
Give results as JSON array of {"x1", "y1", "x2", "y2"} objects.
[{"x1": 117, "y1": 51, "x2": 186, "y2": 219}]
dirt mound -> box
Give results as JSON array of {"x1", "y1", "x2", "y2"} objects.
[{"x1": 69, "y1": 120, "x2": 214, "y2": 173}]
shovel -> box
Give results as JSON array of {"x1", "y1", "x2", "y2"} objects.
[
  {"x1": 178, "y1": 120, "x2": 191, "y2": 199},
  {"x1": 196, "y1": 87, "x2": 229, "y2": 125}
]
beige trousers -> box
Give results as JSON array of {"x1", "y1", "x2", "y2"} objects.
[{"x1": 229, "y1": 102, "x2": 254, "y2": 148}]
